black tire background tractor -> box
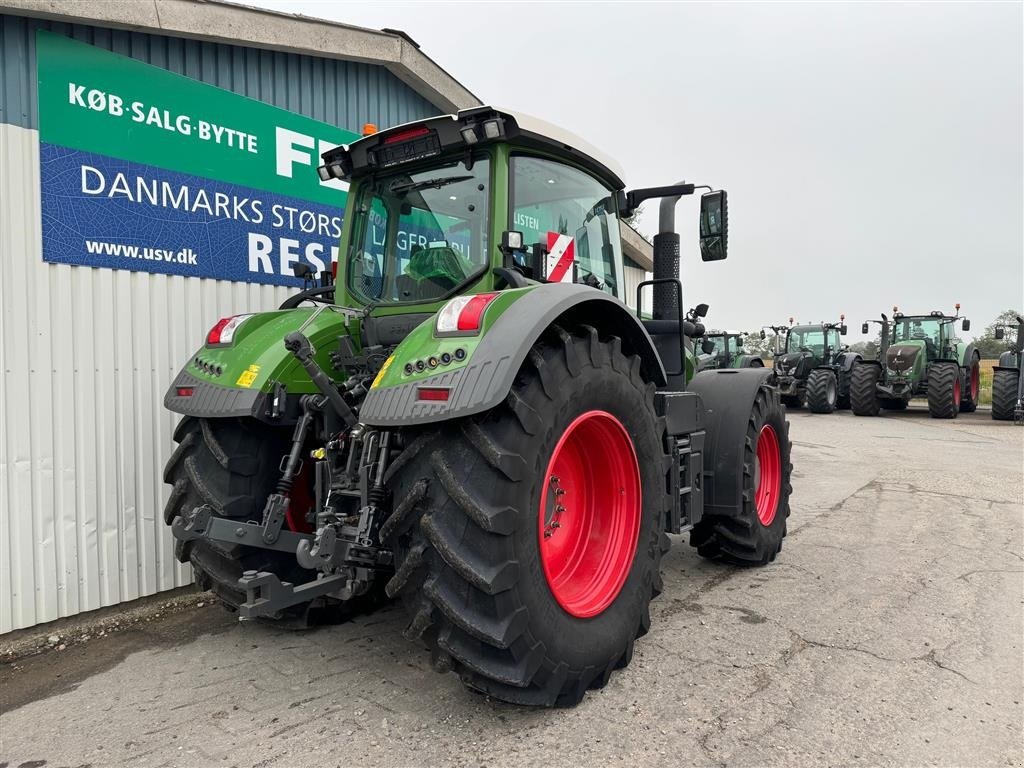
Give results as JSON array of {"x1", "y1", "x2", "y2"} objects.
[
  {"x1": 959, "y1": 356, "x2": 980, "y2": 413},
  {"x1": 690, "y1": 385, "x2": 791, "y2": 564},
  {"x1": 850, "y1": 363, "x2": 881, "y2": 416},
  {"x1": 781, "y1": 393, "x2": 805, "y2": 409},
  {"x1": 380, "y1": 326, "x2": 671, "y2": 707},
  {"x1": 164, "y1": 417, "x2": 382, "y2": 623},
  {"x1": 806, "y1": 369, "x2": 837, "y2": 414},
  {"x1": 927, "y1": 361, "x2": 960, "y2": 419},
  {"x1": 992, "y1": 368, "x2": 1020, "y2": 420}
]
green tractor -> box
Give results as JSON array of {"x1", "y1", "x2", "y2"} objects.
[
  {"x1": 992, "y1": 315, "x2": 1024, "y2": 422},
  {"x1": 766, "y1": 317, "x2": 858, "y2": 413},
  {"x1": 163, "y1": 107, "x2": 792, "y2": 706},
  {"x1": 696, "y1": 328, "x2": 765, "y2": 371},
  {"x1": 850, "y1": 305, "x2": 979, "y2": 418}
]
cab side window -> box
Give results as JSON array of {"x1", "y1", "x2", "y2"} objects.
[{"x1": 510, "y1": 155, "x2": 623, "y2": 297}]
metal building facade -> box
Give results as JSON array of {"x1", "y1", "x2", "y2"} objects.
[{"x1": 0, "y1": 9, "x2": 459, "y2": 633}]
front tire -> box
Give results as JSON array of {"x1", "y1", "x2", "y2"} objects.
[
  {"x1": 690, "y1": 385, "x2": 792, "y2": 564},
  {"x1": 992, "y1": 368, "x2": 1020, "y2": 420},
  {"x1": 806, "y1": 369, "x2": 838, "y2": 413},
  {"x1": 927, "y1": 362, "x2": 960, "y2": 419},
  {"x1": 850, "y1": 362, "x2": 881, "y2": 416},
  {"x1": 381, "y1": 326, "x2": 671, "y2": 706}
]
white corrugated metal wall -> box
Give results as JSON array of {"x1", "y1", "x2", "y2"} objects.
[{"x1": 0, "y1": 121, "x2": 293, "y2": 632}]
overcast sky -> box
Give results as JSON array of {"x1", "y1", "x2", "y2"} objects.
[{"x1": 252, "y1": 0, "x2": 1022, "y2": 337}]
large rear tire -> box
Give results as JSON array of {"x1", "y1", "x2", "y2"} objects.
[
  {"x1": 690, "y1": 385, "x2": 791, "y2": 564},
  {"x1": 806, "y1": 369, "x2": 838, "y2": 414},
  {"x1": 927, "y1": 362, "x2": 960, "y2": 419},
  {"x1": 164, "y1": 417, "x2": 314, "y2": 614},
  {"x1": 959, "y1": 357, "x2": 980, "y2": 413},
  {"x1": 850, "y1": 362, "x2": 881, "y2": 416},
  {"x1": 381, "y1": 326, "x2": 671, "y2": 706},
  {"x1": 992, "y1": 368, "x2": 1020, "y2": 420}
]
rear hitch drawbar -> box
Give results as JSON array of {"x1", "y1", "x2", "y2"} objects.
[
  {"x1": 171, "y1": 505, "x2": 380, "y2": 619},
  {"x1": 236, "y1": 570, "x2": 353, "y2": 620}
]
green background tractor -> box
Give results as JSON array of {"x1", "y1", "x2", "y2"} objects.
[
  {"x1": 850, "y1": 306, "x2": 980, "y2": 418},
  {"x1": 162, "y1": 107, "x2": 793, "y2": 706},
  {"x1": 767, "y1": 318, "x2": 858, "y2": 413},
  {"x1": 696, "y1": 329, "x2": 765, "y2": 371},
  {"x1": 992, "y1": 315, "x2": 1024, "y2": 422}
]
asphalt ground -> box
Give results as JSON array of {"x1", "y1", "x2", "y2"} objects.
[{"x1": 2, "y1": 406, "x2": 1022, "y2": 767}]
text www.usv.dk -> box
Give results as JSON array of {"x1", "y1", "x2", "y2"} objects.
[{"x1": 85, "y1": 239, "x2": 198, "y2": 265}]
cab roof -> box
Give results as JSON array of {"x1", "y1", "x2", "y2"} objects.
[{"x1": 320, "y1": 106, "x2": 626, "y2": 190}]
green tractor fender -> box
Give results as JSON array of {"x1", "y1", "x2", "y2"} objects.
[
  {"x1": 688, "y1": 368, "x2": 778, "y2": 518},
  {"x1": 164, "y1": 307, "x2": 350, "y2": 422},
  {"x1": 953, "y1": 341, "x2": 980, "y2": 369},
  {"x1": 359, "y1": 283, "x2": 666, "y2": 427}
]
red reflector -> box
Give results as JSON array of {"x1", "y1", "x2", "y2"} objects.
[
  {"x1": 331, "y1": 260, "x2": 338, "y2": 279},
  {"x1": 457, "y1": 292, "x2": 498, "y2": 331},
  {"x1": 383, "y1": 126, "x2": 431, "y2": 145},
  {"x1": 176, "y1": 387, "x2": 194, "y2": 397},
  {"x1": 206, "y1": 317, "x2": 231, "y2": 345},
  {"x1": 417, "y1": 387, "x2": 450, "y2": 402}
]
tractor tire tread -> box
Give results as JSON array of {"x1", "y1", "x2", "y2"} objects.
[{"x1": 382, "y1": 328, "x2": 670, "y2": 706}]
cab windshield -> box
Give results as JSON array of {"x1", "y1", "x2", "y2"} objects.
[
  {"x1": 347, "y1": 155, "x2": 490, "y2": 304},
  {"x1": 786, "y1": 327, "x2": 825, "y2": 355},
  {"x1": 891, "y1": 317, "x2": 945, "y2": 358}
]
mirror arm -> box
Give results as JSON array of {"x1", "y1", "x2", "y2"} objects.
[{"x1": 620, "y1": 183, "x2": 696, "y2": 220}]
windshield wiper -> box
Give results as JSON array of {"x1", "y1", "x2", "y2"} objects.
[{"x1": 388, "y1": 175, "x2": 473, "y2": 195}]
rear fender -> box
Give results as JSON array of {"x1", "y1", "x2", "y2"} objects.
[
  {"x1": 359, "y1": 283, "x2": 665, "y2": 427},
  {"x1": 688, "y1": 368, "x2": 776, "y2": 517}
]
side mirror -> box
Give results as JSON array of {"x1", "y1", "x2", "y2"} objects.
[
  {"x1": 699, "y1": 190, "x2": 728, "y2": 262},
  {"x1": 293, "y1": 262, "x2": 315, "y2": 284},
  {"x1": 961, "y1": 318, "x2": 970, "y2": 332},
  {"x1": 861, "y1": 322, "x2": 869, "y2": 334},
  {"x1": 995, "y1": 327, "x2": 1005, "y2": 340},
  {"x1": 694, "y1": 302, "x2": 709, "y2": 318},
  {"x1": 760, "y1": 330, "x2": 766, "y2": 340},
  {"x1": 841, "y1": 324, "x2": 848, "y2": 336},
  {"x1": 701, "y1": 339, "x2": 715, "y2": 354}
]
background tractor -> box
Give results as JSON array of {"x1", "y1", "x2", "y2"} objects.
[
  {"x1": 766, "y1": 317, "x2": 858, "y2": 413},
  {"x1": 850, "y1": 305, "x2": 979, "y2": 418},
  {"x1": 162, "y1": 107, "x2": 792, "y2": 706},
  {"x1": 992, "y1": 315, "x2": 1024, "y2": 422},
  {"x1": 696, "y1": 329, "x2": 765, "y2": 371}
]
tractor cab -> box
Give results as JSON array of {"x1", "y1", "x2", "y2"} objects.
[
  {"x1": 697, "y1": 331, "x2": 761, "y2": 371},
  {"x1": 888, "y1": 309, "x2": 969, "y2": 362}
]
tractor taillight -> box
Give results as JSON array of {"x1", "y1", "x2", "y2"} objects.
[
  {"x1": 206, "y1": 314, "x2": 252, "y2": 346},
  {"x1": 417, "y1": 387, "x2": 450, "y2": 401},
  {"x1": 435, "y1": 293, "x2": 498, "y2": 336},
  {"x1": 176, "y1": 387, "x2": 194, "y2": 397}
]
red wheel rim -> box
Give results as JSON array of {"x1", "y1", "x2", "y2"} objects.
[
  {"x1": 953, "y1": 371, "x2": 962, "y2": 407},
  {"x1": 970, "y1": 362, "x2": 979, "y2": 401},
  {"x1": 538, "y1": 410, "x2": 641, "y2": 619},
  {"x1": 754, "y1": 425, "x2": 781, "y2": 526}
]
